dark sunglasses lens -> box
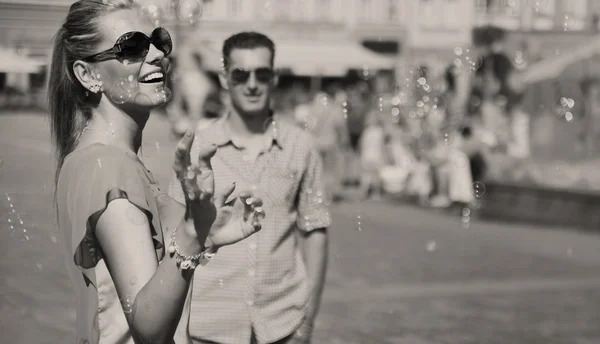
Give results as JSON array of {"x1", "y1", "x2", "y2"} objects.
[
  {"x1": 255, "y1": 68, "x2": 274, "y2": 83},
  {"x1": 231, "y1": 69, "x2": 251, "y2": 83},
  {"x1": 152, "y1": 28, "x2": 173, "y2": 56},
  {"x1": 116, "y1": 32, "x2": 149, "y2": 61}
]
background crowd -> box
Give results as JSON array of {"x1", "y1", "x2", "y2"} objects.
[{"x1": 159, "y1": 24, "x2": 600, "y2": 213}]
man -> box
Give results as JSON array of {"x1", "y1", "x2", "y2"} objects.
[{"x1": 168, "y1": 32, "x2": 330, "y2": 344}]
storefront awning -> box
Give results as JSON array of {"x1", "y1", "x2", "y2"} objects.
[
  {"x1": 274, "y1": 40, "x2": 396, "y2": 76},
  {"x1": 190, "y1": 39, "x2": 397, "y2": 77}
]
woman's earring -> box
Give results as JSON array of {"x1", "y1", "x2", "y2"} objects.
[{"x1": 89, "y1": 84, "x2": 101, "y2": 93}]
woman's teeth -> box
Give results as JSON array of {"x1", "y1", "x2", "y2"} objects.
[{"x1": 140, "y1": 72, "x2": 164, "y2": 83}]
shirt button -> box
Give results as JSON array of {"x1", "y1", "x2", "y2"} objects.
[
  {"x1": 248, "y1": 269, "x2": 256, "y2": 277},
  {"x1": 247, "y1": 299, "x2": 254, "y2": 306},
  {"x1": 249, "y1": 243, "x2": 257, "y2": 250}
]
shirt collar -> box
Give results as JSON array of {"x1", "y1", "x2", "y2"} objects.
[{"x1": 209, "y1": 110, "x2": 286, "y2": 150}]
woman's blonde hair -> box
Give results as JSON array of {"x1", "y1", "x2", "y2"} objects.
[{"x1": 48, "y1": 0, "x2": 136, "y2": 187}]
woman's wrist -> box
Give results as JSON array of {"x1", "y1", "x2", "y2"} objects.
[{"x1": 177, "y1": 218, "x2": 204, "y2": 254}]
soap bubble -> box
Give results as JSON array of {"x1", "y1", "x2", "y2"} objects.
[
  {"x1": 472, "y1": 181, "x2": 486, "y2": 198},
  {"x1": 361, "y1": 65, "x2": 371, "y2": 79},
  {"x1": 175, "y1": 0, "x2": 203, "y2": 24},
  {"x1": 262, "y1": 116, "x2": 279, "y2": 141},
  {"x1": 121, "y1": 295, "x2": 134, "y2": 313},
  {"x1": 396, "y1": 65, "x2": 422, "y2": 89},
  {"x1": 526, "y1": 0, "x2": 551, "y2": 12},
  {"x1": 140, "y1": 3, "x2": 166, "y2": 27},
  {"x1": 372, "y1": 94, "x2": 387, "y2": 112},
  {"x1": 426, "y1": 240, "x2": 437, "y2": 252},
  {"x1": 109, "y1": 79, "x2": 137, "y2": 104},
  {"x1": 154, "y1": 86, "x2": 172, "y2": 104},
  {"x1": 513, "y1": 50, "x2": 530, "y2": 70}
]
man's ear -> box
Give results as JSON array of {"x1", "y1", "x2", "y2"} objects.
[
  {"x1": 72, "y1": 60, "x2": 98, "y2": 91},
  {"x1": 271, "y1": 72, "x2": 279, "y2": 87},
  {"x1": 218, "y1": 70, "x2": 229, "y2": 91}
]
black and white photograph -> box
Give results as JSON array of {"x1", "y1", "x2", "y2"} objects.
[{"x1": 1, "y1": 0, "x2": 600, "y2": 343}]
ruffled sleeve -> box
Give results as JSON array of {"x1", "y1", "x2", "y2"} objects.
[{"x1": 61, "y1": 145, "x2": 160, "y2": 288}]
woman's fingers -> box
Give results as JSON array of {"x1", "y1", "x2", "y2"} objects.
[
  {"x1": 196, "y1": 144, "x2": 218, "y2": 170},
  {"x1": 214, "y1": 182, "x2": 236, "y2": 208},
  {"x1": 194, "y1": 144, "x2": 217, "y2": 198},
  {"x1": 173, "y1": 129, "x2": 195, "y2": 178},
  {"x1": 239, "y1": 192, "x2": 254, "y2": 221}
]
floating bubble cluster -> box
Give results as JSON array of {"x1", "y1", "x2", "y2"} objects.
[
  {"x1": 555, "y1": 96, "x2": 576, "y2": 122},
  {"x1": 140, "y1": 3, "x2": 166, "y2": 27},
  {"x1": 354, "y1": 211, "x2": 363, "y2": 232},
  {"x1": 452, "y1": 47, "x2": 482, "y2": 74},
  {"x1": 526, "y1": 0, "x2": 551, "y2": 12},
  {"x1": 4, "y1": 193, "x2": 34, "y2": 242},
  {"x1": 396, "y1": 65, "x2": 423, "y2": 90},
  {"x1": 461, "y1": 207, "x2": 471, "y2": 229}
]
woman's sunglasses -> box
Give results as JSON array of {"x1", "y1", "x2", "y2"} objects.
[
  {"x1": 230, "y1": 67, "x2": 275, "y2": 84},
  {"x1": 82, "y1": 27, "x2": 172, "y2": 63}
]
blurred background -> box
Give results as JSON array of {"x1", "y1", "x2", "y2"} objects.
[{"x1": 3, "y1": 0, "x2": 600, "y2": 343}]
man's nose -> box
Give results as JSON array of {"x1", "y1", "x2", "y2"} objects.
[{"x1": 246, "y1": 72, "x2": 258, "y2": 89}]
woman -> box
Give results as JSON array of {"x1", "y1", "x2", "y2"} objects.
[{"x1": 49, "y1": 1, "x2": 263, "y2": 343}]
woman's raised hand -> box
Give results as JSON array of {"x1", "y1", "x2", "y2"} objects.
[{"x1": 172, "y1": 129, "x2": 263, "y2": 247}]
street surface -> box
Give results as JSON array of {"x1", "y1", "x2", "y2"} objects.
[{"x1": 1, "y1": 112, "x2": 600, "y2": 344}]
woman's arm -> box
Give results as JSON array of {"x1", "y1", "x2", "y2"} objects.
[{"x1": 96, "y1": 200, "x2": 200, "y2": 344}]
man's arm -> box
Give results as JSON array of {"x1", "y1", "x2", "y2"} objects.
[
  {"x1": 295, "y1": 143, "x2": 332, "y2": 328},
  {"x1": 300, "y1": 227, "x2": 328, "y2": 324}
]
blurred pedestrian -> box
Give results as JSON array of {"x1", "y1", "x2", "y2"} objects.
[{"x1": 358, "y1": 109, "x2": 386, "y2": 200}]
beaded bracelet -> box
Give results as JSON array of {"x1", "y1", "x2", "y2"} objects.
[{"x1": 167, "y1": 227, "x2": 217, "y2": 270}]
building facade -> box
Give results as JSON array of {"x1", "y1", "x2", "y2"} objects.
[{"x1": 0, "y1": 0, "x2": 477, "y2": 61}]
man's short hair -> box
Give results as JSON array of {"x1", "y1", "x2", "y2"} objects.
[{"x1": 222, "y1": 31, "x2": 275, "y2": 69}]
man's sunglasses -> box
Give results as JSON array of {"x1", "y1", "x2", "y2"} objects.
[
  {"x1": 82, "y1": 27, "x2": 172, "y2": 63},
  {"x1": 229, "y1": 68, "x2": 275, "y2": 84}
]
